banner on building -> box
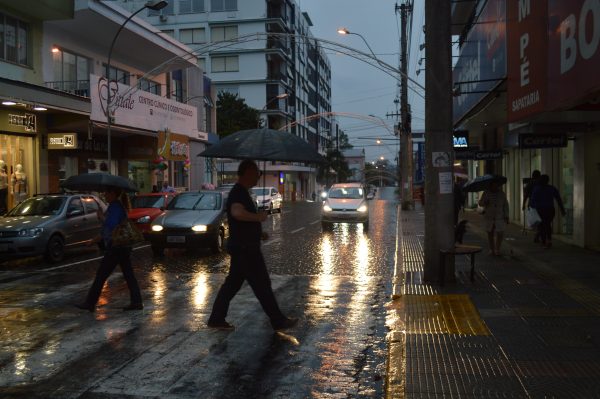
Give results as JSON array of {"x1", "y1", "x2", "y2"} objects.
[
  {"x1": 90, "y1": 74, "x2": 198, "y2": 137},
  {"x1": 158, "y1": 131, "x2": 189, "y2": 161}
]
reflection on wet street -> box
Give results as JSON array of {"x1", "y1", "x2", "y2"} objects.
[{"x1": 0, "y1": 188, "x2": 398, "y2": 398}]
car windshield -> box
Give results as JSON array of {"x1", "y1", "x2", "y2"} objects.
[
  {"x1": 7, "y1": 196, "x2": 67, "y2": 216},
  {"x1": 131, "y1": 196, "x2": 165, "y2": 209},
  {"x1": 328, "y1": 187, "x2": 364, "y2": 199},
  {"x1": 167, "y1": 193, "x2": 220, "y2": 211},
  {"x1": 251, "y1": 188, "x2": 270, "y2": 196}
]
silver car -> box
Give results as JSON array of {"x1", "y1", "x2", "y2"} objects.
[
  {"x1": 321, "y1": 183, "x2": 369, "y2": 230},
  {"x1": 148, "y1": 190, "x2": 228, "y2": 256},
  {"x1": 0, "y1": 194, "x2": 106, "y2": 262}
]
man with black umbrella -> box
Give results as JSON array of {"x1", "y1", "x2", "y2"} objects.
[{"x1": 207, "y1": 159, "x2": 297, "y2": 331}]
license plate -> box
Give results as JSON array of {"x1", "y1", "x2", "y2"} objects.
[
  {"x1": 0, "y1": 243, "x2": 9, "y2": 252},
  {"x1": 167, "y1": 236, "x2": 185, "y2": 243}
]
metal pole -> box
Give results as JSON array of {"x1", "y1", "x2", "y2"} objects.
[
  {"x1": 398, "y1": 2, "x2": 413, "y2": 210},
  {"x1": 424, "y1": 0, "x2": 455, "y2": 283}
]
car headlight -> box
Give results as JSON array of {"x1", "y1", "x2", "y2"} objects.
[
  {"x1": 18, "y1": 228, "x2": 44, "y2": 237},
  {"x1": 357, "y1": 204, "x2": 368, "y2": 213},
  {"x1": 136, "y1": 216, "x2": 151, "y2": 223},
  {"x1": 323, "y1": 204, "x2": 332, "y2": 212},
  {"x1": 192, "y1": 225, "x2": 207, "y2": 232},
  {"x1": 151, "y1": 225, "x2": 163, "y2": 232},
  {"x1": 321, "y1": 192, "x2": 328, "y2": 199}
]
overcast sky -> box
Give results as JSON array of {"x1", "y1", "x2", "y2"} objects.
[{"x1": 297, "y1": 0, "x2": 426, "y2": 163}]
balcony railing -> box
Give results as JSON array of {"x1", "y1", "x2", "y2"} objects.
[{"x1": 45, "y1": 80, "x2": 90, "y2": 98}]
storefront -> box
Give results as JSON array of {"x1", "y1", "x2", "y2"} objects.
[
  {"x1": 157, "y1": 131, "x2": 190, "y2": 191},
  {"x1": 0, "y1": 108, "x2": 39, "y2": 213}
]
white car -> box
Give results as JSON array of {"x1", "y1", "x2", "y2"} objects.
[
  {"x1": 251, "y1": 187, "x2": 283, "y2": 213},
  {"x1": 321, "y1": 183, "x2": 369, "y2": 230}
]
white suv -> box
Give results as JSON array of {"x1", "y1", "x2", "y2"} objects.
[{"x1": 321, "y1": 183, "x2": 369, "y2": 230}]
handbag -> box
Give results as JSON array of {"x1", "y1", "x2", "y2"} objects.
[
  {"x1": 111, "y1": 218, "x2": 144, "y2": 247},
  {"x1": 525, "y1": 207, "x2": 541, "y2": 228}
]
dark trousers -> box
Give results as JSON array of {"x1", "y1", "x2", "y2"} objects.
[
  {"x1": 85, "y1": 246, "x2": 142, "y2": 306},
  {"x1": 537, "y1": 208, "x2": 555, "y2": 244},
  {"x1": 209, "y1": 247, "x2": 285, "y2": 325}
]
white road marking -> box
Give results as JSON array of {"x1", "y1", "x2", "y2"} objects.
[
  {"x1": 309, "y1": 220, "x2": 320, "y2": 225},
  {"x1": 37, "y1": 244, "x2": 151, "y2": 272},
  {"x1": 263, "y1": 238, "x2": 281, "y2": 246},
  {"x1": 290, "y1": 227, "x2": 305, "y2": 234}
]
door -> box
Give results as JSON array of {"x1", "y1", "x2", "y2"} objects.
[
  {"x1": 82, "y1": 196, "x2": 103, "y2": 241},
  {"x1": 63, "y1": 197, "x2": 89, "y2": 246}
]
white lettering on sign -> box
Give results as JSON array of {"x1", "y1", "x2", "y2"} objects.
[
  {"x1": 518, "y1": 0, "x2": 530, "y2": 22},
  {"x1": 170, "y1": 140, "x2": 188, "y2": 157},
  {"x1": 560, "y1": 0, "x2": 600, "y2": 74},
  {"x1": 512, "y1": 90, "x2": 540, "y2": 111},
  {"x1": 520, "y1": 33, "x2": 530, "y2": 86}
]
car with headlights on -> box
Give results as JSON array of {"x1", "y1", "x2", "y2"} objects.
[
  {"x1": 321, "y1": 183, "x2": 369, "y2": 230},
  {"x1": 128, "y1": 192, "x2": 176, "y2": 236},
  {"x1": 148, "y1": 190, "x2": 228, "y2": 256},
  {"x1": 251, "y1": 186, "x2": 282, "y2": 213},
  {"x1": 0, "y1": 193, "x2": 106, "y2": 262}
]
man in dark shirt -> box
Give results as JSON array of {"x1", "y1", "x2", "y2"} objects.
[
  {"x1": 523, "y1": 170, "x2": 541, "y2": 242},
  {"x1": 207, "y1": 160, "x2": 297, "y2": 331}
]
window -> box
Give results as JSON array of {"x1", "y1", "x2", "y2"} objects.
[
  {"x1": 138, "y1": 78, "x2": 161, "y2": 95},
  {"x1": 0, "y1": 13, "x2": 28, "y2": 65},
  {"x1": 162, "y1": 30, "x2": 175, "y2": 38},
  {"x1": 211, "y1": 0, "x2": 237, "y2": 11},
  {"x1": 211, "y1": 56, "x2": 238, "y2": 72},
  {"x1": 51, "y1": 48, "x2": 90, "y2": 96},
  {"x1": 210, "y1": 25, "x2": 237, "y2": 42},
  {"x1": 180, "y1": 28, "x2": 206, "y2": 44},
  {"x1": 103, "y1": 65, "x2": 130, "y2": 85},
  {"x1": 180, "y1": 0, "x2": 205, "y2": 13},
  {"x1": 149, "y1": 1, "x2": 174, "y2": 15},
  {"x1": 67, "y1": 198, "x2": 84, "y2": 215}
]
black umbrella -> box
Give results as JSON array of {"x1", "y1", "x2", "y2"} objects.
[
  {"x1": 60, "y1": 173, "x2": 138, "y2": 192},
  {"x1": 197, "y1": 128, "x2": 325, "y2": 164},
  {"x1": 462, "y1": 174, "x2": 507, "y2": 193}
]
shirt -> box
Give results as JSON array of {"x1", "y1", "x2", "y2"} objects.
[
  {"x1": 530, "y1": 185, "x2": 562, "y2": 210},
  {"x1": 102, "y1": 200, "x2": 127, "y2": 248},
  {"x1": 227, "y1": 183, "x2": 261, "y2": 249},
  {"x1": 480, "y1": 189, "x2": 509, "y2": 220}
]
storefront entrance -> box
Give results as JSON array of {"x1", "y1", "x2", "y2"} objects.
[{"x1": 0, "y1": 132, "x2": 35, "y2": 212}]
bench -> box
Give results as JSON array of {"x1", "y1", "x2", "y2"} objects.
[{"x1": 439, "y1": 244, "x2": 482, "y2": 286}]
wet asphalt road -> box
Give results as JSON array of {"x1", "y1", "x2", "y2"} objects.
[{"x1": 0, "y1": 187, "x2": 399, "y2": 398}]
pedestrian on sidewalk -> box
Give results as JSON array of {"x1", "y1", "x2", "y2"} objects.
[
  {"x1": 478, "y1": 181, "x2": 509, "y2": 255},
  {"x1": 530, "y1": 174, "x2": 566, "y2": 249},
  {"x1": 207, "y1": 160, "x2": 297, "y2": 331},
  {"x1": 522, "y1": 170, "x2": 541, "y2": 242},
  {"x1": 75, "y1": 187, "x2": 143, "y2": 312}
]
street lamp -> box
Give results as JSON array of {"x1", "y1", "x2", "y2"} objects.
[
  {"x1": 337, "y1": 28, "x2": 385, "y2": 69},
  {"x1": 258, "y1": 92, "x2": 289, "y2": 128},
  {"x1": 106, "y1": 0, "x2": 168, "y2": 174}
]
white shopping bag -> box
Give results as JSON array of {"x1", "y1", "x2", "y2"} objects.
[{"x1": 525, "y1": 207, "x2": 541, "y2": 228}]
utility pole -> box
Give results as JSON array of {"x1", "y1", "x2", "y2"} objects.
[
  {"x1": 424, "y1": 0, "x2": 454, "y2": 283},
  {"x1": 396, "y1": 2, "x2": 413, "y2": 210}
]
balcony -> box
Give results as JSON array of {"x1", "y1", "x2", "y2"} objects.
[{"x1": 45, "y1": 80, "x2": 90, "y2": 98}]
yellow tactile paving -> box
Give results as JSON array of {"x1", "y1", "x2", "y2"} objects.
[{"x1": 404, "y1": 294, "x2": 490, "y2": 335}]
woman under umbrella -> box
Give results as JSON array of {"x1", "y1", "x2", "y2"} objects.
[{"x1": 75, "y1": 186, "x2": 143, "y2": 312}]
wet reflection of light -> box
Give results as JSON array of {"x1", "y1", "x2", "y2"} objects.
[
  {"x1": 14, "y1": 351, "x2": 29, "y2": 376},
  {"x1": 43, "y1": 336, "x2": 60, "y2": 356},
  {"x1": 191, "y1": 271, "x2": 210, "y2": 310},
  {"x1": 354, "y1": 230, "x2": 370, "y2": 282},
  {"x1": 310, "y1": 234, "x2": 340, "y2": 317},
  {"x1": 339, "y1": 223, "x2": 350, "y2": 245},
  {"x1": 150, "y1": 271, "x2": 167, "y2": 303}
]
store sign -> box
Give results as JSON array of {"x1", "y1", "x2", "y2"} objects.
[
  {"x1": 455, "y1": 149, "x2": 504, "y2": 160},
  {"x1": 157, "y1": 131, "x2": 189, "y2": 161},
  {"x1": 519, "y1": 133, "x2": 568, "y2": 148},
  {"x1": 8, "y1": 113, "x2": 36, "y2": 132},
  {"x1": 48, "y1": 133, "x2": 78, "y2": 149},
  {"x1": 453, "y1": 130, "x2": 469, "y2": 148},
  {"x1": 507, "y1": 0, "x2": 548, "y2": 122},
  {"x1": 548, "y1": 0, "x2": 600, "y2": 109},
  {"x1": 90, "y1": 74, "x2": 198, "y2": 137}
]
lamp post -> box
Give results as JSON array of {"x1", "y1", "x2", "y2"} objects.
[
  {"x1": 337, "y1": 28, "x2": 385, "y2": 69},
  {"x1": 105, "y1": 0, "x2": 168, "y2": 174},
  {"x1": 258, "y1": 93, "x2": 289, "y2": 128}
]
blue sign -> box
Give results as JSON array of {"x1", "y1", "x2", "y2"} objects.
[{"x1": 414, "y1": 142, "x2": 425, "y2": 184}]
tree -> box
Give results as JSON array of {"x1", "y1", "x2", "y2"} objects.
[
  {"x1": 216, "y1": 92, "x2": 261, "y2": 137},
  {"x1": 318, "y1": 146, "x2": 352, "y2": 185},
  {"x1": 338, "y1": 130, "x2": 353, "y2": 150}
]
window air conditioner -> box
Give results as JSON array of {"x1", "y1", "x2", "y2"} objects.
[{"x1": 159, "y1": 14, "x2": 168, "y2": 22}]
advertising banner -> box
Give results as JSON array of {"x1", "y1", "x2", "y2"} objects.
[
  {"x1": 158, "y1": 131, "x2": 189, "y2": 161},
  {"x1": 548, "y1": 0, "x2": 600, "y2": 109},
  {"x1": 507, "y1": 0, "x2": 548, "y2": 122},
  {"x1": 453, "y1": 0, "x2": 506, "y2": 123},
  {"x1": 90, "y1": 74, "x2": 198, "y2": 137}
]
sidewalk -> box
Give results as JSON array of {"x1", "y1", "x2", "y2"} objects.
[{"x1": 386, "y1": 205, "x2": 600, "y2": 398}]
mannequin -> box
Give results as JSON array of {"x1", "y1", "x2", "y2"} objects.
[
  {"x1": 0, "y1": 160, "x2": 7, "y2": 213},
  {"x1": 11, "y1": 164, "x2": 27, "y2": 204}
]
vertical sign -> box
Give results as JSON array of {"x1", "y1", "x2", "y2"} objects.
[{"x1": 507, "y1": 0, "x2": 548, "y2": 122}]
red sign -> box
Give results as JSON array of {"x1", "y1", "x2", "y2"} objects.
[
  {"x1": 507, "y1": 0, "x2": 548, "y2": 122},
  {"x1": 548, "y1": 0, "x2": 600, "y2": 110}
]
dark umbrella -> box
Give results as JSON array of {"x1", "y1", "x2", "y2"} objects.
[
  {"x1": 197, "y1": 128, "x2": 325, "y2": 164},
  {"x1": 462, "y1": 174, "x2": 507, "y2": 193},
  {"x1": 60, "y1": 173, "x2": 138, "y2": 192}
]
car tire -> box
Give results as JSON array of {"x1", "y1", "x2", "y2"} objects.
[
  {"x1": 151, "y1": 245, "x2": 164, "y2": 257},
  {"x1": 211, "y1": 229, "x2": 224, "y2": 254},
  {"x1": 44, "y1": 235, "x2": 65, "y2": 263}
]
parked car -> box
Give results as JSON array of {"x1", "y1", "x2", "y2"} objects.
[
  {"x1": 321, "y1": 182, "x2": 369, "y2": 230},
  {"x1": 251, "y1": 186, "x2": 282, "y2": 213},
  {"x1": 0, "y1": 193, "x2": 107, "y2": 262},
  {"x1": 147, "y1": 190, "x2": 228, "y2": 256},
  {"x1": 128, "y1": 192, "x2": 176, "y2": 235}
]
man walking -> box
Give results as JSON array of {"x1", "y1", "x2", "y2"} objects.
[
  {"x1": 523, "y1": 170, "x2": 541, "y2": 242},
  {"x1": 207, "y1": 160, "x2": 297, "y2": 331}
]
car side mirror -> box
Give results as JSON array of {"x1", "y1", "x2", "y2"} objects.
[{"x1": 67, "y1": 209, "x2": 84, "y2": 218}]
